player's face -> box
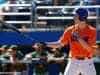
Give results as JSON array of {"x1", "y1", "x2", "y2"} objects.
[
  {"x1": 74, "y1": 15, "x2": 80, "y2": 24},
  {"x1": 74, "y1": 15, "x2": 87, "y2": 29}
]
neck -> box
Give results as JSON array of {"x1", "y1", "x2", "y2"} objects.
[{"x1": 78, "y1": 21, "x2": 88, "y2": 29}]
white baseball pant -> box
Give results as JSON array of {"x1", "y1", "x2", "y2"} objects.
[{"x1": 64, "y1": 59, "x2": 96, "y2": 75}]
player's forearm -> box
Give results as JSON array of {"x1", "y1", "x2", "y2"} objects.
[
  {"x1": 46, "y1": 41, "x2": 63, "y2": 48},
  {"x1": 79, "y1": 38, "x2": 97, "y2": 56},
  {"x1": 78, "y1": 38, "x2": 94, "y2": 51}
]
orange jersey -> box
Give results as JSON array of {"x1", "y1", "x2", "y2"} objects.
[{"x1": 59, "y1": 25, "x2": 96, "y2": 57}]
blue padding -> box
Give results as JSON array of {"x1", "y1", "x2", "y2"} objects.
[
  {"x1": 0, "y1": 31, "x2": 63, "y2": 45},
  {"x1": 0, "y1": 30, "x2": 99, "y2": 45}
]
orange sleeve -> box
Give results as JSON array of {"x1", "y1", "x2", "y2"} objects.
[
  {"x1": 59, "y1": 29, "x2": 71, "y2": 46},
  {"x1": 88, "y1": 30, "x2": 96, "y2": 47},
  {"x1": 88, "y1": 29, "x2": 96, "y2": 54}
]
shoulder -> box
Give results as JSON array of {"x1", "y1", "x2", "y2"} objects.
[
  {"x1": 88, "y1": 25, "x2": 96, "y2": 36},
  {"x1": 88, "y1": 25, "x2": 96, "y2": 32},
  {"x1": 64, "y1": 25, "x2": 74, "y2": 33},
  {"x1": 32, "y1": 51, "x2": 37, "y2": 55},
  {"x1": 31, "y1": 52, "x2": 38, "y2": 58}
]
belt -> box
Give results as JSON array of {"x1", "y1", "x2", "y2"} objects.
[{"x1": 72, "y1": 57, "x2": 91, "y2": 60}]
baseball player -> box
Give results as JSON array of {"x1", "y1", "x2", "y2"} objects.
[{"x1": 47, "y1": 8, "x2": 96, "y2": 75}]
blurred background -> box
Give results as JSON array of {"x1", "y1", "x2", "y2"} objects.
[{"x1": 0, "y1": 0, "x2": 100, "y2": 75}]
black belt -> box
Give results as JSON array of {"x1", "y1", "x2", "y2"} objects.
[
  {"x1": 74, "y1": 57, "x2": 91, "y2": 60},
  {"x1": 76, "y1": 57, "x2": 86, "y2": 60}
]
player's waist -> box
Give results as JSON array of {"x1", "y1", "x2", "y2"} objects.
[{"x1": 71, "y1": 56, "x2": 92, "y2": 60}]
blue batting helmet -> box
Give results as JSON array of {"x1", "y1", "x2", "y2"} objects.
[{"x1": 75, "y1": 8, "x2": 88, "y2": 21}]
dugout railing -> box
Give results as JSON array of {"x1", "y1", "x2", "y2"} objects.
[
  {"x1": 0, "y1": 3, "x2": 100, "y2": 29},
  {"x1": 0, "y1": 3, "x2": 32, "y2": 24}
]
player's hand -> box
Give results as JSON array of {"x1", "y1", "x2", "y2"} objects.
[{"x1": 72, "y1": 32, "x2": 80, "y2": 41}]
